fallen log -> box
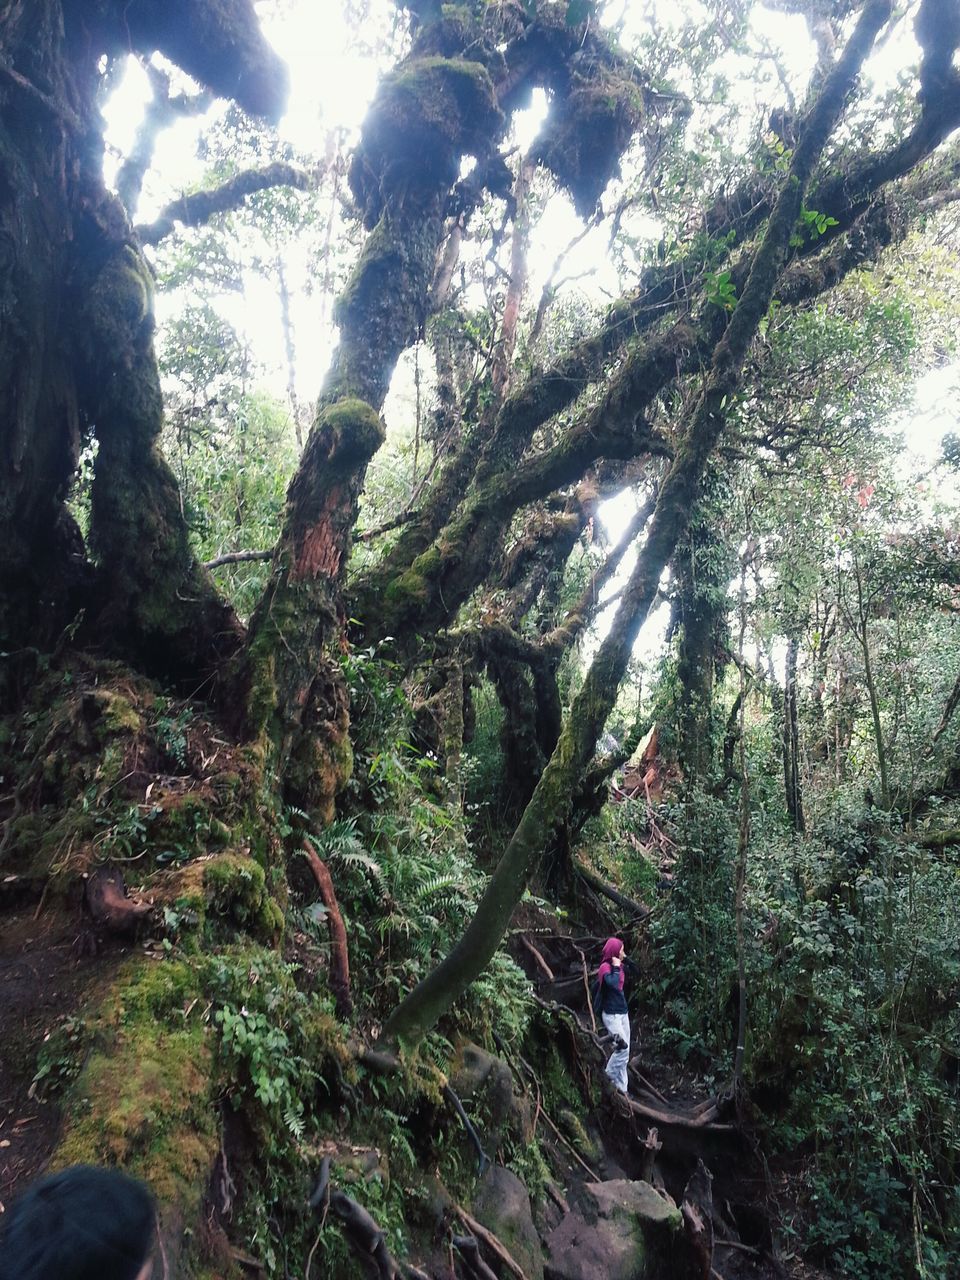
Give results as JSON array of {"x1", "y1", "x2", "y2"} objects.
[{"x1": 575, "y1": 864, "x2": 650, "y2": 919}]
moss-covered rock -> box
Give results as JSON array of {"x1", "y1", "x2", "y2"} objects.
[
  {"x1": 544, "y1": 1178, "x2": 680, "y2": 1280},
  {"x1": 152, "y1": 851, "x2": 284, "y2": 944},
  {"x1": 472, "y1": 1165, "x2": 543, "y2": 1280}
]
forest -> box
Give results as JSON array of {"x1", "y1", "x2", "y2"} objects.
[{"x1": 1, "y1": 0, "x2": 959, "y2": 1277}]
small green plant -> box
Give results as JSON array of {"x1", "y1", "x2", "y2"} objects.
[
  {"x1": 705, "y1": 269, "x2": 738, "y2": 311},
  {"x1": 152, "y1": 698, "x2": 193, "y2": 770},
  {"x1": 30, "y1": 1016, "x2": 89, "y2": 1100}
]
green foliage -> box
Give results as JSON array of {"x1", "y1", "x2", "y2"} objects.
[
  {"x1": 745, "y1": 817, "x2": 960, "y2": 1277},
  {"x1": 704, "y1": 268, "x2": 738, "y2": 311},
  {"x1": 647, "y1": 789, "x2": 738, "y2": 1068},
  {"x1": 31, "y1": 1016, "x2": 89, "y2": 1100}
]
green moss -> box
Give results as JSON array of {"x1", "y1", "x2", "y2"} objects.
[
  {"x1": 385, "y1": 545, "x2": 443, "y2": 608},
  {"x1": 84, "y1": 245, "x2": 155, "y2": 354},
  {"x1": 203, "y1": 852, "x2": 282, "y2": 940},
  {"x1": 52, "y1": 959, "x2": 217, "y2": 1231},
  {"x1": 319, "y1": 396, "x2": 385, "y2": 456},
  {"x1": 87, "y1": 688, "x2": 143, "y2": 736},
  {"x1": 557, "y1": 1107, "x2": 602, "y2": 1163}
]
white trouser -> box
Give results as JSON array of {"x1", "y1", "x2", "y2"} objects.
[{"x1": 602, "y1": 1011, "x2": 630, "y2": 1093}]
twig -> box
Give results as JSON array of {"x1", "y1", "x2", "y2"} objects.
[
  {"x1": 715, "y1": 1238, "x2": 760, "y2": 1256},
  {"x1": 572, "y1": 943, "x2": 596, "y2": 1034},
  {"x1": 537, "y1": 1107, "x2": 601, "y2": 1183}
]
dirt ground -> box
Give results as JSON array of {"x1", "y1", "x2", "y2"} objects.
[{"x1": 0, "y1": 901, "x2": 121, "y2": 1212}]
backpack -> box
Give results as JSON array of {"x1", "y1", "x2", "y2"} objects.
[{"x1": 591, "y1": 974, "x2": 604, "y2": 1018}]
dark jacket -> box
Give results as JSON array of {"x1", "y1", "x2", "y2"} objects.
[{"x1": 598, "y1": 964, "x2": 628, "y2": 1014}]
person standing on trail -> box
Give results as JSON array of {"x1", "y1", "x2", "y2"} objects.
[
  {"x1": 0, "y1": 1164, "x2": 156, "y2": 1280},
  {"x1": 597, "y1": 936, "x2": 630, "y2": 1094}
]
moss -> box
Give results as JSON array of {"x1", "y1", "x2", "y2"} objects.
[
  {"x1": 52, "y1": 960, "x2": 217, "y2": 1244},
  {"x1": 533, "y1": 68, "x2": 648, "y2": 216},
  {"x1": 379, "y1": 56, "x2": 500, "y2": 158},
  {"x1": 151, "y1": 852, "x2": 284, "y2": 944},
  {"x1": 318, "y1": 396, "x2": 385, "y2": 457},
  {"x1": 557, "y1": 1107, "x2": 602, "y2": 1164},
  {"x1": 350, "y1": 54, "x2": 503, "y2": 226},
  {"x1": 83, "y1": 244, "x2": 155, "y2": 355},
  {"x1": 203, "y1": 851, "x2": 282, "y2": 939},
  {"x1": 87, "y1": 688, "x2": 144, "y2": 736},
  {"x1": 384, "y1": 545, "x2": 443, "y2": 608}
]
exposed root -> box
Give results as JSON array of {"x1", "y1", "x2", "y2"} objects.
[
  {"x1": 302, "y1": 841, "x2": 352, "y2": 1018},
  {"x1": 83, "y1": 865, "x2": 153, "y2": 935}
]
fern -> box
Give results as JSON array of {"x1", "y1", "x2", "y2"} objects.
[{"x1": 284, "y1": 1103, "x2": 305, "y2": 1140}]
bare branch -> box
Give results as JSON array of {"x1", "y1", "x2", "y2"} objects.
[
  {"x1": 116, "y1": 61, "x2": 212, "y2": 216},
  {"x1": 136, "y1": 161, "x2": 315, "y2": 244},
  {"x1": 204, "y1": 549, "x2": 273, "y2": 570}
]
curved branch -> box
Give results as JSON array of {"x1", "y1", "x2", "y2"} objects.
[{"x1": 136, "y1": 162, "x2": 315, "y2": 244}]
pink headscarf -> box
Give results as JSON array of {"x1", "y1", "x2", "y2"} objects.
[{"x1": 598, "y1": 936, "x2": 625, "y2": 988}]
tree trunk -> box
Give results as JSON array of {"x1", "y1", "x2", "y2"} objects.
[
  {"x1": 673, "y1": 479, "x2": 731, "y2": 783},
  {"x1": 0, "y1": 0, "x2": 283, "y2": 675},
  {"x1": 783, "y1": 635, "x2": 806, "y2": 831},
  {"x1": 238, "y1": 30, "x2": 508, "y2": 814}
]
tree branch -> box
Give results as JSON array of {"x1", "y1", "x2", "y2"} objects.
[
  {"x1": 136, "y1": 162, "x2": 315, "y2": 244},
  {"x1": 379, "y1": 0, "x2": 894, "y2": 1047},
  {"x1": 204, "y1": 549, "x2": 273, "y2": 570}
]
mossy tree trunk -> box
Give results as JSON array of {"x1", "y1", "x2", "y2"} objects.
[
  {"x1": 0, "y1": 0, "x2": 285, "y2": 678},
  {"x1": 381, "y1": 0, "x2": 894, "y2": 1045},
  {"x1": 238, "y1": 26, "x2": 509, "y2": 815},
  {"x1": 673, "y1": 476, "x2": 733, "y2": 784}
]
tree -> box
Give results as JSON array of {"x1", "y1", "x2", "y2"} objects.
[
  {"x1": 3, "y1": 0, "x2": 960, "y2": 1267},
  {"x1": 0, "y1": 1, "x2": 288, "y2": 677}
]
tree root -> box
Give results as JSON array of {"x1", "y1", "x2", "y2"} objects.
[
  {"x1": 680, "y1": 1159, "x2": 715, "y2": 1280},
  {"x1": 310, "y1": 1157, "x2": 401, "y2": 1280},
  {"x1": 452, "y1": 1235, "x2": 498, "y2": 1280},
  {"x1": 518, "y1": 934, "x2": 555, "y2": 982},
  {"x1": 302, "y1": 841, "x2": 352, "y2": 1018},
  {"x1": 83, "y1": 866, "x2": 153, "y2": 935},
  {"x1": 453, "y1": 1205, "x2": 530, "y2": 1280},
  {"x1": 442, "y1": 1084, "x2": 491, "y2": 1176}
]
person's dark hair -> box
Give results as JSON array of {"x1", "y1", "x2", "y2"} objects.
[{"x1": 0, "y1": 1165, "x2": 155, "y2": 1280}]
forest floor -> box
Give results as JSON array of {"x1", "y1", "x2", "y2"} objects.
[
  {"x1": 0, "y1": 897, "x2": 123, "y2": 1211},
  {"x1": 0, "y1": 885, "x2": 833, "y2": 1280}
]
